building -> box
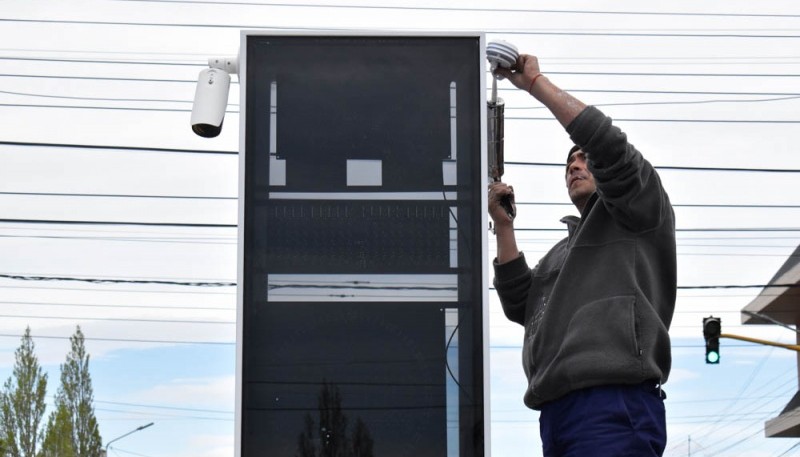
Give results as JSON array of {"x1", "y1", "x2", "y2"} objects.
[{"x1": 741, "y1": 244, "x2": 800, "y2": 437}]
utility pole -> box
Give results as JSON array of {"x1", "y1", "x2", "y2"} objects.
[{"x1": 103, "y1": 422, "x2": 154, "y2": 455}]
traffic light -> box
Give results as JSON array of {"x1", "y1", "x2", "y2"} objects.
[{"x1": 703, "y1": 316, "x2": 721, "y2": 364}]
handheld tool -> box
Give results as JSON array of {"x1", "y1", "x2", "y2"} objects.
[{"x1": 486, "y1": 40, "x2": 519, "y2": 220}]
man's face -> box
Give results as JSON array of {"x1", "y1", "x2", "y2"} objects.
[{"x1": 565, "y1": 150, "x2": 596, "y2": 208}]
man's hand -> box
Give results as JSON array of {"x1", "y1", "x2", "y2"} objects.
[
  {"x1": 488, "y1": 181, "x2": 516, "y2": 228},
  {"x1": 494, "y1": 54, "x2": 541, "y2": 93},
  {"x1": 495, "y1": 51, "x2": 586, "y2": 129}
]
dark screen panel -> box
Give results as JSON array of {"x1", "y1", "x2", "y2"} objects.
[
  {"x1": 264, "y1": 200, "x2": 450, "y2": 273},
  {"x1": 242, "y1": 35, "x2": 484, "y2": 457},
  {"x1": 242, "y1": 302, "x2": 446, "y2": 457}
]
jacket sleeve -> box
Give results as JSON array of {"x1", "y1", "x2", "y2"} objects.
[
  {"x1": 567, "y1": 106, "x2": 672, "y2": 232},
  {"x1": 493, "y1": 252, "x2": 534, "y2": 326}
]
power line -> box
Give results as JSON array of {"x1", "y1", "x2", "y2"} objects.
[
  {"x1": 3, "y1": 191, "x2": 797, "y2": 211},
  {"x1": 0, "y1": 140, "x2": 235, "y2": 155},
  {"x1": 4, "y1": 17, "x2": 800, "y2": 39},
  {"x1": 0, "y1": 56, "x2": 200, "y2": 66},
  {"x1": 0, "y1": 313, "x2": 234, "y2": 325},
  {"x1": 10, "y1": 87, "x2": 799, "y2": 111},
  {"x1": 0, "y1": 273, "x2": 235, "y2": 287},
  {"x1": 507, "y1": 161, "x2": 800, "y2": 173},
  {"x1": 0, "y1": 88, "x2": 197, "y2": 105},
  {"x1": 0, "y1": 332, "x2": 234, "y2": 345},
  {"x1": 0, "y1": 190, "x2": 235, "y2": 200},
  {"x1": 0, "y1": 298, "x2": 233, "y2": 311},
  {"x1": 0, "y1": 72, "x2": 197, "y2": 83},
  {"x1": 95, "y1": 400, "x2": 232, "y2": 415},
  {"x1": 8, "y1": 68, "x2": 800, "y2": 98},
  {"x1": 102, "y1": 0, "x2": 800, "y2": 19},
  {"x1": 507, "y1": 116, "x2": 800, "y2": 124},
  {"x1": 13, "y1": 99, "x2": 799, "y2": 123},
  {"x1": 0, "y1": 219, "x2": 235, "y2": 228},
  {"x1": 3, "y1": 141, "x2": 799, "y2": 174}
]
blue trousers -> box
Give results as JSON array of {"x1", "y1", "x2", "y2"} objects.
[{"x1": 539, "y1": 382, "x2": 667, "y2": 457}]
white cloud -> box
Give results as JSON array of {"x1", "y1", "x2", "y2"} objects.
[
  {"x1": 178, "y1": 433, "x2": 234, "y2": 457},
  {"x1": 133, "y1": 375, "x2": 235, "y2": 410}
]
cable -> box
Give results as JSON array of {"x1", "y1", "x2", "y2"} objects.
[
  {"x1": 0, "y1": 56, "x2": 200, "y2": 66},
  {"x1": 0, "y1": 72, "x2": 197, "y2": 83},
  {"x1": 7, "y1": 69, "x2": 800, "y2": 98},
  {"x1": 101, "y1": 1, "x2": 800, "y2": 19},
  {"x1": 9, "y1": 192, "x2": 796, "y2": 211},
  {"x1": 775, "y1": 441, "x2": 800, "y2": 457},
  {"x1": 0, "y1": 219, "x2": 236, "y2": 228},
  {"x1": 507, "y1": 116, "x2": 800, "y2": 124},
  {"x1": 506, "y1": 95, "x2": 800, "y2": 110},
  {"x1": 0, "y1": 313, "x2": 234, "y2": 325},
  {"x1": 0, "y1": 273, "x2": 235, "y2": 287},
  {"x1": 0, "y1": 140, "x2": 235, "y2": 155},
  {"x1": 0, "y1": 298, "x2": 232, "y2": 311},
  {"x1": 0, "y1": 190, "x2": 235, "y2": 200},
  {"x1": 95, "y1": 400, "x2": 232, "y2": 415},
  {"x1": 6, "y1": 18, "x2": 800, "y2": 38},
  {"x1": 0, "y1": 88, "x2": 199, "y2": 105},
  {"x1": 5, "y1": 140, "x2": 800, "y2": 174},
  {"x1": 0, "y1": 332, "x2": 233, "y2": 345}
]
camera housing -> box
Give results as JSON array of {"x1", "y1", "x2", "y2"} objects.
[{"x1": 191, "y1": 56, "x2": 239, "y2": 138}]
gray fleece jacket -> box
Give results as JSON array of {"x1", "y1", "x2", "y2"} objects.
[{"x1": 493, "y1": 106, "x2": 676, "y2": 410}]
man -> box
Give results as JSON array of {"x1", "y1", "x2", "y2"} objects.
[{"x1": 489, "y1": 53, "x2": 676, "y2": 456}]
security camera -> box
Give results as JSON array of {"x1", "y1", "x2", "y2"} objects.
[{"x1": 191, "y1": 56, "x2": 239, "y2": 138}]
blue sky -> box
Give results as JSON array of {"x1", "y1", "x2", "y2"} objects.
[{"x1": 1, "y1": 1, "x2": 800, "y2": 456}]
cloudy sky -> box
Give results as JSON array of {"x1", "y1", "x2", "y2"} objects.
[{"x1": 1, "y1": 1, "x2": 800, "y2": 456}]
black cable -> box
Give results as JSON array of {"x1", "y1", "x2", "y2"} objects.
[
  {"x1": 0, "y1": 313, "x2": 233, "y2": 325},
  {"x1": 0, "y1": 140, "x2": 235, "y2": 155},
  {"x1": 0, "y1": 273, "x2": 235, "y2": 287},
  {"x1": 547, "y1": 70, "x2": 800, "y2": 78},
  {"x1": 507, "y1": 116, "x2": 800, "y2": 124},
  {"x1": 0, "y1": 56, "x2": 200, "y2": 66},
  {"x1": 5, "y1": 141, "x2": 800, "y2": 174},
  {"x1": 0, "y1": 332, "x2": 233, "y2": 345},
  {"x1": 101, "y1": 1, "x2": 800, "y2": 19},
  {"x1": 0, "y1": 218, "x2": 236, "y2": 228},
  {"x1": 5, "y1": 18, "x2": 800, "y2": 38},
  {"x1": 508, "y1": 160, "x2": 800, "y2": 173},
  {"x1": 0, "y1": 298, "x2": 232, "y2": 311},
  {"x1": 0, "y1": 72, "x2": 198, "y2": 83},
  {"x1": 0, "y1": 190, "x2": 235, "y2": 200}
]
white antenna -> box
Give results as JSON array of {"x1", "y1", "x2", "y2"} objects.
[{"x1": 486, "y1": 40, "x2": 518, "y2": 103}]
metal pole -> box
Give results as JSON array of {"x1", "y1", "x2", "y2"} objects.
[
  {"x1": 104, "y1": 422, "x2": 154, "y2": 454},
  {"x1": 721, "y1": 333, "x2": 800, "y2": 352}
]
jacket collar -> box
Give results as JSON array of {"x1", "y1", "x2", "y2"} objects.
[
  {"x1": 560, "y1": 215, "x2": 580, "y2": 239},
  {"x1": 560, "y1": 192, "x2": 599, "y2": 238}
]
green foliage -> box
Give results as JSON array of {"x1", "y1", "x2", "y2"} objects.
[
  {"x1": 38, "y1": 403, "x2": 75, "y2": 457},
  {"x1": 1, "y1": 327, "x2": 48, "y2": 457},
  {"x1": 55, "y1": 327, "x2": 102, "y2": 457}
]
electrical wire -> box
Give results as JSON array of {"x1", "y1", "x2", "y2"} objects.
[
  {"x1": 101, "y1": 0, "x2": 800, "y2": 20},
  {"x1": 5, "y1": 17, "x2": 800, "y2": 39},
  {"x1": 0, "y1": 332, "x2": 233, "y2": 345}
]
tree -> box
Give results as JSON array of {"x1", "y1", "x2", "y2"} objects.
[
  {"x1": 54, "y1": 327, "x2": 102, "y2": 457},
  {"x1": 38, "y1": 403, "x2": 75, "y2": 457},
  {"x1": 294, "y1": 382, "x2": 374, "y2": 457},
  {"x1": 350, "y1": 418, "x2": 374, "y2": 457},
  {"x1": 295, "y1": 413, "x2": 317, "y2": 457},
  {"x1": 1, "y1": 327, "x2": 48, "y2": 457},
  {"x1": 318, "y1": 382, "x2": 348, "y2": 457}
]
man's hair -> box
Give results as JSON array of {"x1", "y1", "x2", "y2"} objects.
[{"x1": 567, "y1": 144, "x2": 581, "y2": 162}]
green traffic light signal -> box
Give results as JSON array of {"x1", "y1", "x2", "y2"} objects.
[{"x1": 703, "y1": 316, "x2": 721, "y2": 364}]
